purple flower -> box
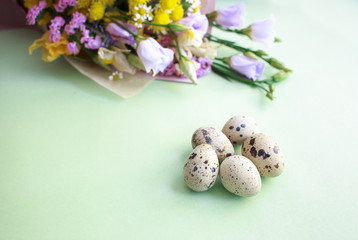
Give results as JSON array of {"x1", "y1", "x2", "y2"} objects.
[
  {"x1": 137, "y1": 38, "x2": 174, "y2": 75},
  {"x1": 216, "y1": 2, "x2": 245, "y2": 29},
  {"x1": 178, "y1": 13, "x2": 209, "y2": 39},
  {"x1": 67, "y1": 42, "x2": 79, "y2": 54},
  {"x1": 106, "y1": 21, "x2": 137, "y2": 45},
  {"x1": 64, "y1": 12, "x2": 86, "y2": 35},
  {"x1": 26, "y1": 1, "x2": 47, "y2": 25},
  {"x1": 196, "y1": 57, "x2": 212, "y2": 78},
  {"x1": 54, "y1": 0, "x2": 77, "y2": 12},
  {"x1": 49, "y1": 16, "x2": 65, "y2": 43},
  {"x1": 80, "y1": 28, "x2": 90, "y2": 44},
  {"x1": 229, "y1": 55, "x2": 265, "y2": 80},
  {"x1": 84, "y1": 35, "x2": 102, "y2": 49},
  {"x1": 249, "y1": 16, "x2": 275, "y2": 47}
]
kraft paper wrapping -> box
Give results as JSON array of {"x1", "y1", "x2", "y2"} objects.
[{"x1": 65, "y1": 56, "x2": 154, "y2": 98}]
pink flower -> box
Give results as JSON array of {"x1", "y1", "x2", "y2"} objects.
[
  {"x1": 54, "y1": 0, "x2": 77, "y2": 12},
  {"x1": 67, "y1": 42, "x2": 79, "y2": 54},
  {"x1": 26, "y1": 1, "x2": 47, "y2": 25},
  {"x1": 49, "y1": 16, "x2": 65, "y2": 43},
  {"x1": 84, "y1": 35, "x2": 102, "y2": 49},
  {"x1": 80, "y1": 28, "x2": 89, "y2": 44},
  {"x1": 64, "y1": 12, "x2": 86, "y2": 35}
]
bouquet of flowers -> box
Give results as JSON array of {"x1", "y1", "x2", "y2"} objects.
[{"x1": 23, "y1": 0, "x2": 292, "y2": 99}]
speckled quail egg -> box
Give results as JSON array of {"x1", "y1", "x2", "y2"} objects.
[
  {"x1": 220, "y1": 155, "x2": 262, "y2": 197},
  {"x1": 222, "y1": 115, "x2": 258, "y2": 145},
  {"x1": 183, "y1": 144, "x2": 219, "y2": 192},
  {"x1": 242, "y1": 133, "x2": 284, "y2": 177},
  {"x1": 191, "y1": 127, "x2": 234, "y2": 163}
]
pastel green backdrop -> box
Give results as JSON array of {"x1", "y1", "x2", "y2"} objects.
[{"x1": 1, "y1": 0, "x2": 358, "y2": 239}]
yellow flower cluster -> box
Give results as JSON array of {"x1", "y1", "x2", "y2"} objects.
[
  {"x1": 74, "y1": 0, "x2": 116, "y2": 22},
  {"x1": 150, "y1": 0, "x2": 184, "y2": 33}
]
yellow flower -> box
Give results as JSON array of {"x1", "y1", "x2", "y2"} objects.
[
  {"x1": 170, "y1": 4, "x2": 184, "y2": 21},
  {"x1": 29, "y1": 31, "x2": 70, "y2": 62},
  {"x1": 194, "y1": 5, "x2": 200, "y2": 13},
  {"x1": 151, "y1": 10, "x2": 170, "y2": 33},
  {"x1": 75, "y1": 0, "x2": 91, "y2": 8},
  {"x1": 159, "y1": 0, "x2": 177, "y2": 10},
  {"x1": 89, "y1": 2, "x2": 105, "y2": 21}
]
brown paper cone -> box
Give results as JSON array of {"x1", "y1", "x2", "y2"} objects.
[{"x1": 65, "y1": 56, "x2": 153, "y2": 98}]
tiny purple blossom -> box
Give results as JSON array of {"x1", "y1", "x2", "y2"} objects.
[
  {"x1": 196, "y1": 57, "x2": 212, "y2": 78},
  {"x1": 137, "y1": 38, "x2": 174, "y2": 76},
  {"x1": 216, "y1": 2, "x2": 245, "y2": 29},
  {"x1": 64, "y1": 12, "x2": 86, "y2": 35},
  {"x1": 106, "y1": 21, "x2": 137, "y2": 45},
  {"x1": 49, "y1": 16, "x2": 65, "y2": 43},
  {"x1": 229, "y1": 55, "x2": 265, "y2": 80},
  {"x1": 249, "y1": 16, "x2": 275, "y2": 47},
  {"x1": 54, "y1": 0, "x2": 77, "y2": 12},
  {"x1": 67, "y1": 42, "x2": 79, "y2": 54},
  {"x1": 84, "y1": 35, "x2": 102, "y2": 49},
  {"x1": 178, "y1": 13, "x2": 209, "y2": 39},
  {"x1": 80, "y1": 28, "x2": 90, "y2": 44},
  {"x1": 26, "y1": 1, "x2": 47, "y2": 25}
]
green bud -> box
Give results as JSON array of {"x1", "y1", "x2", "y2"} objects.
[
  {"x1": 268, "y1": 58, "x2": 290, "y2": 71},
  {"x1": 244, "y1": 51, "x2": 259, "y2": 60},
  {"x1": 222, "y1": 57, "x2": 231, "y2": 65},
  {"x1": 206, "y1": 11, "x2": 218, "y2": 21},
  {"x1": 254, "y1": 50, "x2": 268, "y2": 57},
  {"x1": 179, "y1": 57, "x2": 198, "y2": 85},
  {"x1": 168, "y1": 23, "x2": 191, "y2": 32},
  {"x1": 274, "y1": 37, "x2": 281, "y2": 43},
  {"x1": 127, "y1": 54, "x2": 146, "y2": 71},
  {"x1": 241, "y1": 26, "x2": 252, "y2": 38},
  {"x1": 272, "y1": 71, "x2": 289, "y2": 82},
  {"x1": 266, "y1": 92, "x2": 274, "y2": 100},
  {"x1": 269, "y1": 84, "x2": 275, "y2": 92}
]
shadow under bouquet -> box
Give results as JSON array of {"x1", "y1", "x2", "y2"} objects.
[{"x1": 22, "y1": 0, "x2": 292, "y2": 99}]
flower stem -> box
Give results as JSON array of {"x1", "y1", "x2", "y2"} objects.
[
  {"x1": 143, "y1": 21, "x2": 168, "y2": 27},
  {"x1": 210, "y1": 22, "x2": 244, "y2": 35},
  {"x1": 169, "y1": 32, "x2": 184, "y2": 59}
]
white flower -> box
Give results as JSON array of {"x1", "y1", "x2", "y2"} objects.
[
  {"x1": 108, "y1": 71, "x2": 123, "y2": 81},
  {"x1": 186, "y1": 39, "x2": 217, "y2": 59},
  {"x1": 137, "y1": 38, "x2": 174, "y2": 76}
]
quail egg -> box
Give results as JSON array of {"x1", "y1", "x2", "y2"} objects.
[
  {"x1": 242, "y1": 133, "x2": 284, "y2": 177},
  {"x1": 183, "y1": 144, "x2": 219, "y2": 192},
  {"x1": 191, "y1": 127, "x2": 234, "y2": 163}
]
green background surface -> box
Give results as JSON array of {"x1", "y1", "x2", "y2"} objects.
[{"x1": 1, "y1": 0, "x2": 358, "y2": 239}]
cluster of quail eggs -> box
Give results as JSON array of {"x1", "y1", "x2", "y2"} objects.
[{"x1": 183, "y1": 115, "x2": 284, "y2": 197}]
